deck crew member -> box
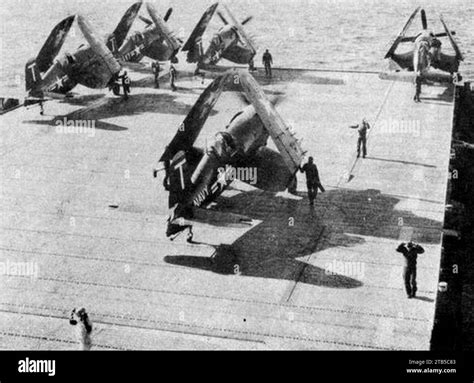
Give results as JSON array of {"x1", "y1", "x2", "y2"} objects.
[
  {"x1": 262, "y1": 49, "x2": 273, "y2": 77},
  {"x1": 349, "y1": 118, "x2": 371, "y2": 158},
  {"x1": 414, "y1": 74, "x2": 422, "y2": 103},
  {"x1": 169, "y1": 63, "x2": 177, "y2": 91},
  {"x1": 121, "y1": 71, "x2": 131, "y2": 100},
  {"x1": 300, "y1": 156, "x2": 325, "y2": 206},
  {"x1": 152, "y1": 61, "x2": 160, "y2": 88},
  {"x1": 429, "y1": 37, "x2": 442, "y2": 65},
  {"x1": 69, "y1": 308, "x2": 93, "y2": 350},
  {"x1": 396, "y1": 241, "x2": 425, "y2": 298},
  {"x1": 248, "y1": 57, "x2": 256, "y2": 72}
]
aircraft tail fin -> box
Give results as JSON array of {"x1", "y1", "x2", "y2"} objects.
[
  {"x1": 182, "y1": 3, "x2": 219, "y2": 63},
  {"x1": 107, "y1": 1, "x2": 143, "y2": 53},
  {"x1": 25, "y1": 58, "x2": 43, "y2": 93},
  {"x1": 166, "y1": 151, "x2": 195, "y2": 209}
]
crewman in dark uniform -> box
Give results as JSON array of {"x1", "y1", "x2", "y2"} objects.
[
  {"x1": 300, "y1": 156, "x2": 325, "y2": 206},
  {"x1": 152, "y1": 61, "x2": 160, "y2": 88},
  {"x1": 429, "y1": 37, "x2": 442, "y2": 66},
  {"x1": 414, "y1": 74, "x2": 422, "y2": 103},
  {"x1": 121, "y1": 71, "x2": 131, "y2": 100},
  {"x1": 396, "y1": 241, "x2": 425, "y2": 298},
  {"x1": 248, "y1": 57, "x2": 256, "y2": 72},
  {"x1": 169, "y1": 63, "x2": 177, "y2": 91},
  {"x1": 262, "y1": 49, "x2": 273, "y2": 77},
  {"x1": 349, "y1": 118, "x2": 371, "y2": 158}
]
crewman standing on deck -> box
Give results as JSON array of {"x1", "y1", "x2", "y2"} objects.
[
  {"x1": 152, "y1": 61, "x2": 160, "y2": 88},
  {"x1": 120, "y1": 71, "x2": 131, "y2": 100},
  {"x1": 349, "y1": 118, "x2": 371, "y2": 158},
  {"x1": 414, "y1": 73, "x2": 422, "y2": 103},
  {"x1": 169, "y1": 63, "x2": 177, "y2": 91},
  {"x1": 396, "y1": 241, "x2": 425, "y2": 298},
  {"x1": 300, "y1": 156, "x2": 325, "y2": 207},
  {"x1": 262, "y1": 49, "x2": 273, "y2": 77}
]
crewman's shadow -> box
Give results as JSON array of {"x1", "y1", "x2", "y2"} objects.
[{"x1": 413, "y1": 296, "x2": 435, "y2": 302}]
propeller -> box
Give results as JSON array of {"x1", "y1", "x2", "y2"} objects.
[
  {"x1": 421, "y1": 9, "x2": 428, "y2": 30},
  {"x1": 217, "y1": 11, "x2": 228, "y2": 25},
  {"x1": 241, "y1": 16, "x2": 253, "y2": 25},
  {"x1": 139, "y1": 15, "x2": 153, "y2": 25},
  {"x1": 164, "y1": 8, "x2": 173, "y2": 22}
]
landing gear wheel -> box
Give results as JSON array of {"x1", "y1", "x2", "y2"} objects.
[{"x1": 186, "y1": 230, "x2": 194, "y2": 243}]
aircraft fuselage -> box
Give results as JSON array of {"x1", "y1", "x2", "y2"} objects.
[
  {"x1": 166, "y1": 105, "x2": 267, "y2": 236},
  {"x1": 55, "y1": 44, "x2": 119, "y2": 89},
  {"x1": 118, "y1": 25, "x2": 177, "y2": 62},
  {"x1": 203, "y1": 26, "x2": 254, "y2": 66}
]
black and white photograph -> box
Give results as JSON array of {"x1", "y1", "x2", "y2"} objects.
[{"x1": 0, "y1": 0, "x2": 473, "y2": 378}]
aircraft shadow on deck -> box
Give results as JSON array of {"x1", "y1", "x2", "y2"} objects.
[
  {"x1": 365, "y1": 156, "x2": 436, "y2": 168},
  {"x1": 23, "y1": 118, "x2": 128, "y2": 132},
  {"x1": 25, "y1": 92, "x2": 218, "y2": 131},
  {"x1": 421, "y1": 86, "x2": 455, "y2": 103},
  {"x1": 132, "y1": 77, "x2": 206, "y2": 93},
  {"x1": 58, "y1": 93, "x2": 107, "y2": 106},
  {"x1": 164, "y1": 187, "x2": 443, "y2": 288},
  {"x1": 217, "y1": 67, "x2": 346, "y2": 86}
]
